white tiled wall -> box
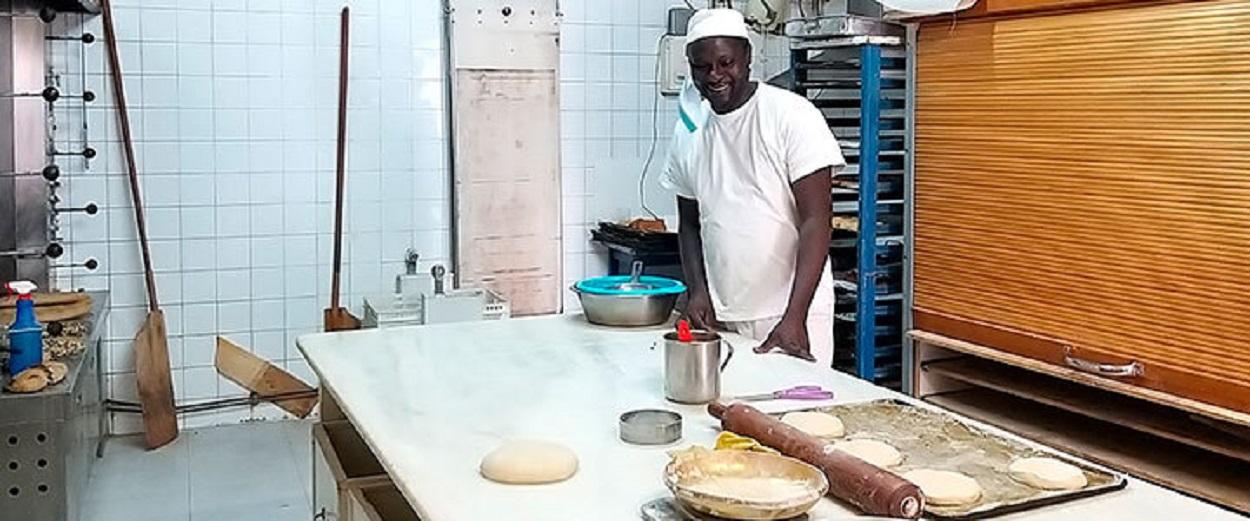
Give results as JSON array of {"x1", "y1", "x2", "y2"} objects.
[
  {"x1": 559, "y1": 1, "x2": 675, "y2": 303},
  {"x1": 49, "y1": 0, "x2": 446, "y2": 432},
  {"x1": 559, "y1": 2, "x2": 791, "y2": 310},
  {"x1": 45, "y1": 0, "x2": 789, "y2": 432}
]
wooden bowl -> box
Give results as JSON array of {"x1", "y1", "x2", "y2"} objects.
[{"x1": 664, "y1": 450, "x2": 828, "y2": 520}]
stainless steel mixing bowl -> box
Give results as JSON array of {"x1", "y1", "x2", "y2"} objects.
[{"x1": 571, "y1": 286, "x2": 680, "y2": 327}]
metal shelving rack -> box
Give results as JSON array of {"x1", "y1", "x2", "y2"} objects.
[
  {"x1": 786, "y1": 16, "x2": 908, "y2": 388},
  {"x1": 2, "y1": 6, "x2": 101, "y2": 288}
]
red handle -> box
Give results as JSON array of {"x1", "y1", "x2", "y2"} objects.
[{"x1": 676, "y1": 319, "x2": 693, "y2": 342}]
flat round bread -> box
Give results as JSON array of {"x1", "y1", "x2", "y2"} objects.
[
  {"x1": 902, "y1": 469, "x2": 983, "y2": 506},
  {"x1": 480, "y1": 440, "x2": 578, "y2": 484},
  {"x1": 5, "y1": 368, "x2": 49, "y2": 394},
  {"x1": 833, "y1": 439, "x2": 903, "y2": 468},
  {"x1": 780, "y1": 411, "x2": 845, "y2": 439},
  {"x1": 42, "y1": 362, "x2": 68, "y2": 385},
  {"x1": 1008, "y1": 457, "x2": 1087, "y2": 491}
]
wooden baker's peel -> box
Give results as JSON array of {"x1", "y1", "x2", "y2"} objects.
[{"x1": 323, "y1": 7, "x2": 361, "y2": 334}]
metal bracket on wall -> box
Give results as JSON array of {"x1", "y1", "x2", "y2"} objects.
[
  {"x1": 0, "y1": 8, "x2": 58, "y2": 23},
  {"x1": 48, "y1": 145, "x2": 95, "y2": 159},
  {"x1": 4, "y1": 4, "x2": 103, "y2": 287},
  {"x1": 0, "y1": 243, "x2": 63, "y2": 259},
  {"x1": 3, "y1": 12, "x2": 52, "y2": 287},
  {"x1": 901, "y1": 22, "x2": 917, "y2": 395},
  {"x1": 0, "y1": 85, "x2": 94, "y2": 102},
  {"x1": 0, "y1": 164, "x2": 61, "y2": 180},
  {"x1": 787, "y1": 14, "x2": 905, "y2": 40}
]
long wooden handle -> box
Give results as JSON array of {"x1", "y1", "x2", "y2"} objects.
[
  {"x1": 101, "y1": 0, "x2": 159, "y2": 312},
  {"x1": 330, "y1": 7, "x2": 350, "y2": 310}
]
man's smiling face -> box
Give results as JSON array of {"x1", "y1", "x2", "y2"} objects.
[{"x1": 687, "y1": 37, "x2": 753, "y2": 114}]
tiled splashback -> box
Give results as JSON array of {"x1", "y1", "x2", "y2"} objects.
[
  {"x1": 46, "y1": 0, "x2": 788, "y2": 432},
  {"x1": 560, "y1": 1, "x2": 789, "y2": 303}
]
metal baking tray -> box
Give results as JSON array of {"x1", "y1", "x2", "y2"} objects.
[{"x1": 777, "y1": 399, "x2": 1127, "y2": 519}]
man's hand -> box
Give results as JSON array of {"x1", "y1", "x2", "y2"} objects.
[
  {"x1": 677, "y1": 196, "x2": 718, "y2": 331},
  {"x1": 754, "y1": 316, "x2": 815, "y2": 362},
  {"x1": 685, "y1": 290, "x2": 719, "y2": 331},
  {"x1": 758, "y1": 168, "x2": 832, "y2": 364}
]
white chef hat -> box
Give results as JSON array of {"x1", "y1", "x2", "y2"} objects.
[{"x1": 686, "y1": 8, "x2": 750, "y2": 46}]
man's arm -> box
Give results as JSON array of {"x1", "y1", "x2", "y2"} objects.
[
  {"x1": 677, "y1": 196, "x2": 718, "y2": 330},
  {"x1": 755, "y1": 167, "x2": 833, "y2": 361}
]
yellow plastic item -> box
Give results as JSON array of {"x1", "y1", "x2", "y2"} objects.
[
  {"x1": 715, "y1": 432, "x2": 778, "y2": 454},
  {"x1": 666, "y1": 433, "x2": 779, "y2": 464}
]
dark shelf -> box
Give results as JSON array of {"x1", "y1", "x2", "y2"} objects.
[{"x1": 10, "y1": 0, "x2": 99, "y2": 14}]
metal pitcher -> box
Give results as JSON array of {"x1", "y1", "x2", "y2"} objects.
[{"x1": 663, "y1": 330, "x2": 734, "y2": 404}]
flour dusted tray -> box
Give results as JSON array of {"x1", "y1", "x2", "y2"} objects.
[{"x1": 777, "y1": 399, "x2": 1126, "y2": 519}]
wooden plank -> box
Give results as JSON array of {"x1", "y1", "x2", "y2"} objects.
[
  {"x1": 0, "y1": 297, "x2": 92, "y2": 324},
  {"x1": 452, "y1": 69, "x2": 562, "y2": 316},
  {"x1": 910, "y1": 330, "x2": 1250, "y2": 428},
  {"x1": 353, "y1": 481, "x2": 421, "y2": 521},
  {"x1": 0, "y1": 291, "x2": 90, "y2": 308},
  {"x1": 913, "y1": 0, "x2": 1250, "y2": 415},
  {"x1": 1191, "y1": 416, "x2": 1250, "y2": 444},
  {"x1": 103, "y1": 0, "x2": 178, "y2": 450},
  {"x1": 960, "y1": 0, "x2": 1153, "y2": 18},
  {"x1": 314, "y1": 421, "x2": 386, "y2": 481},
  {"x1": 908, "y1": 0, "x2": 1156, "y2": 22},
  {"x1": 924, "y1": 356, "x2": 1250, "y2": 462},
  {"x1": 214, "y1": 336, "x2": 318, "y2": 418},
  {"x1": 912, "y1": 338, "x2": 972, "y2": 398},
  {"x1": 912, "y1": 310, "x2": 1250, "y2": 416},
  {"x1": 134, "y1": 310, "x2": 178, "y2": 448},
  {"x1": 320, "y1": 387, "x2": 345, "y2": 423},
  {"x1": 927, "y1": 390, "x2": 1250, "y2": 514}
]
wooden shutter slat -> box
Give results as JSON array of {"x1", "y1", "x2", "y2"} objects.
[{"x1": 915, "y1": 0, "x2": 1250, "y2": 413}]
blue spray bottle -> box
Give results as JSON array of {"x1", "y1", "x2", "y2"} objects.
[{"x1": 5, "y1": 281, "x2": 42, "y2": 375}]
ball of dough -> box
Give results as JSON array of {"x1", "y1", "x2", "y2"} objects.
[
  {"x1": 480, "y1": 440, "x2": 578, "y2": 484},
  {"x1": 902, "y1": 469, "x2": 983, "y2": 506},
  {"x1": 780, "y1": 411, "x2": 845, "y2": 439},
  {"x1": 5, "y1": 368, "x2": 49, "y2": 394},
  {"x1": 833, "y1": 439, "x2": 903, "y2": 468},
  {"x1": 1009, "y1": 457, "x2": 1087, "y2": 491}
]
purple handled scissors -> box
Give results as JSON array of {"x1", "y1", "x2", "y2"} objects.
[{"x1": 735, "y1": 385, "x2": 834, "y2": 402}]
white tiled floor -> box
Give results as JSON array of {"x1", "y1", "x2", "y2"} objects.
[{"x1": 82, "y1": 420, "x2": 313, "y2": 521}]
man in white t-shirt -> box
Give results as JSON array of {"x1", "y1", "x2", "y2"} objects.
[{"x1": 662, "y1": 9, "x2": 844, "y2": 366}]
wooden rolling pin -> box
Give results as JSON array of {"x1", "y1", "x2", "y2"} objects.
[{"x1": 709, "y1": 401, "x2": 924, "y2": 519}]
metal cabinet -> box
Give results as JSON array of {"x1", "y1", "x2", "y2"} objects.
[{"x1": 0, "y1": 292, "x2": 106, "y2": 521}]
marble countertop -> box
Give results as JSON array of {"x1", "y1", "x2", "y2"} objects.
[{"x1": 298, "y1": 315, "x2": 1241, "y2": 521}]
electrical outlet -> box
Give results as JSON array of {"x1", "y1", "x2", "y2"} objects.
[
  {"x1": 667, "y1": 7, "x2": 695, "y2": 36},
  {"x1": 659, "y1": 35, "x2": 688, "y2": 96}
]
